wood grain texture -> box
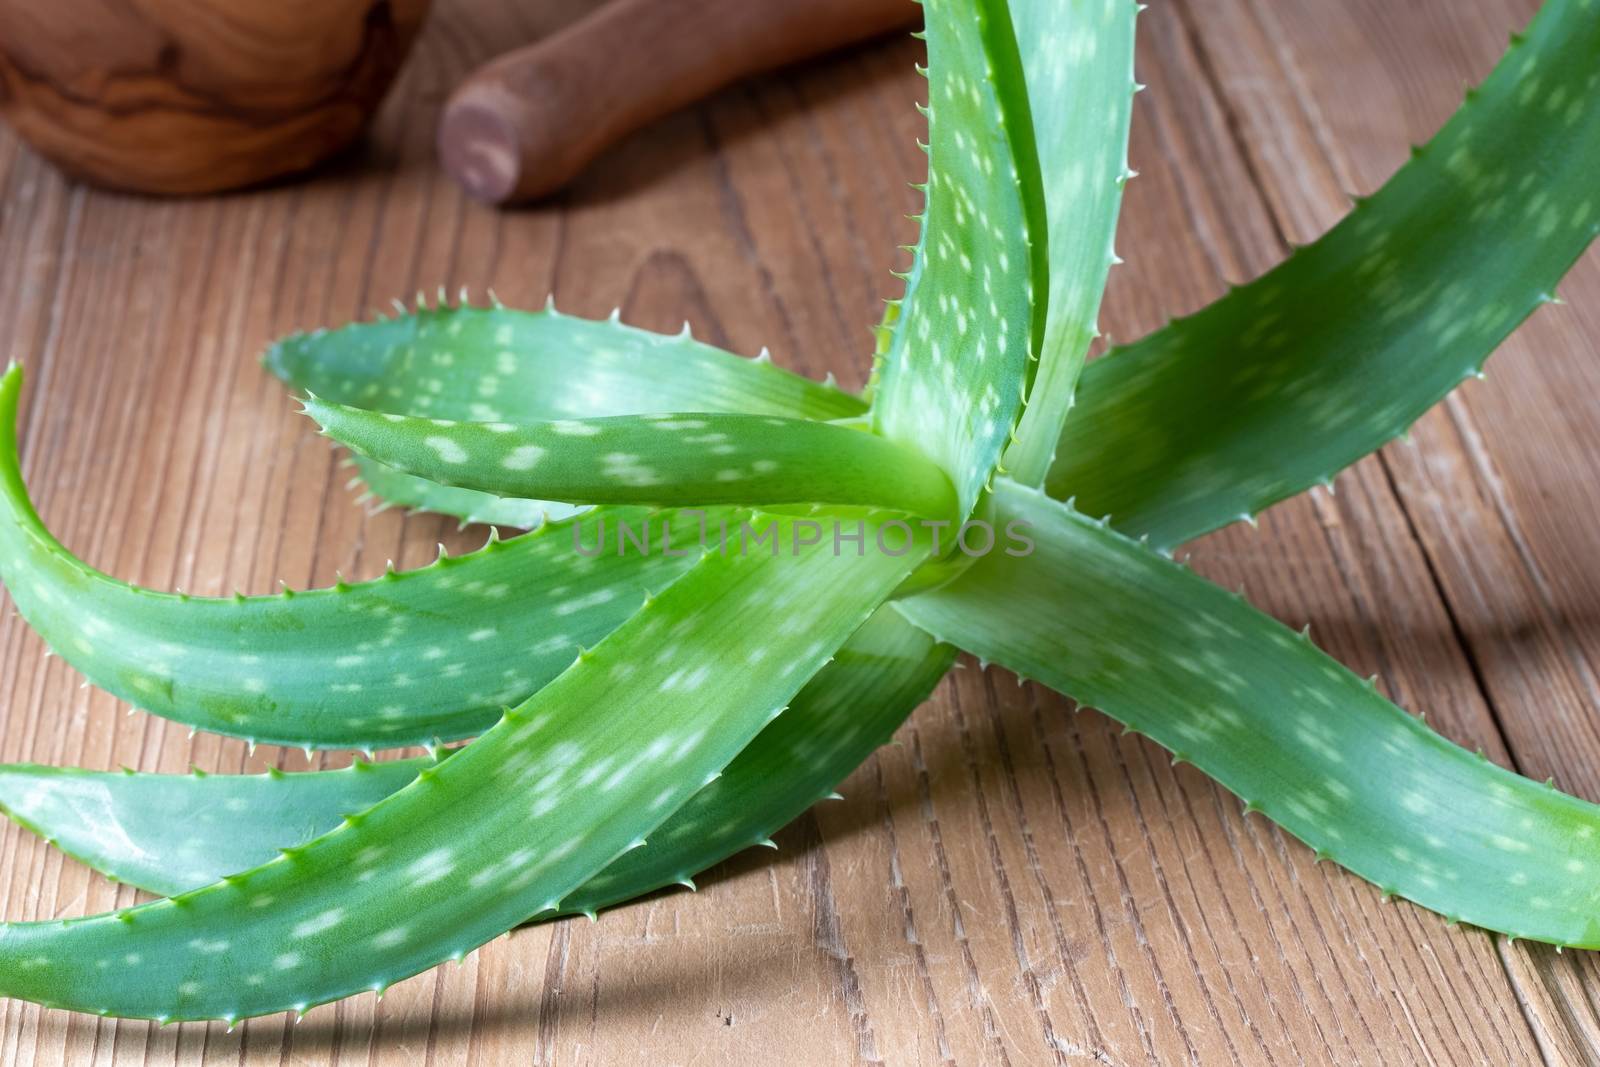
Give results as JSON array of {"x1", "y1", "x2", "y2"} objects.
[
  {"x1": 0, "y1": 0, "x2": 431, "y2": 194},
  {"x1": 0, "y1": 0, "x2": 1596, "y2": 1062}
]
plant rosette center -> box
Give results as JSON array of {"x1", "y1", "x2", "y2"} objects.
[{"x1": 890, "y1": 491, "x2": 1012, "y2": 599}]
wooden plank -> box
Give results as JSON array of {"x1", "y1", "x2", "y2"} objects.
[
  {"x1": 1174, "y1": 0, "x2": 1600, "y2": 1062},
  {"x1": 0, "y1": 0, "x2": 1594, "y2": 1062}
]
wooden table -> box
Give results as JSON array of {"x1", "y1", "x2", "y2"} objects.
[{"x1": 2, "y1": 0, "x2": 1598, "y2": 1062}]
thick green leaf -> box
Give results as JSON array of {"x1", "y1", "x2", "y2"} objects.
[
  {"x1": 558, "y1": 607, "x2": 954, "y2": 916},
  {"x1": 0, "y1": 760, "x2": 426, "y2": 894},
  {"x1": 1001, "y1": 0, "x2": 1140, "y2": 485},
  {"x1": 348, "y1": 460, "x2": 579, "y2": 529},
  {"x1": 900, "y1": 480, "x2": 1600, "y2": 947},
  {"x1": 1050, "y1": 0, "x2": 1600, "y2": 550},
  {"x1": 0, "y1": 609, "x2": 953, "y2": 909},
  {"x1": 869, "y1": 0, "x2": 1046, "y2": 520},
  {"x1": 268, "y1": 300, "x2": 863, "y2": 527},
  {"x1": 0, "y1": 510, "x2": 929, "y2": 1022},
  {"x1": 267, "y1": 299, "x2": 862, "y2": 424},
  {"x1": 0, "y1": 363, "x2": 717, "y2": 750},
  {"x1": 304, "y1": 402, "x2": 957, "y2": 518}
]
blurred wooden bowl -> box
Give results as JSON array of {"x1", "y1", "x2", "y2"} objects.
[{"x1": 0, "y1": 0, "x2": 431, "y2": 195}]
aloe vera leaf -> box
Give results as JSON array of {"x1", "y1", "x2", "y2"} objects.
[
  {"x1": 303, "y1": 401, "x2": 958, "y2": 519},
  {"x1": 1048, "y1": 0, "x2": 1600, "y2": 550},
  {"x1": 0, "y1": 510, "x2": 929, "y2": 1023},
  {"x1": 868, "y1": 0, "x2": 1047, "y2": 520},
  {"x1": 555, "y1": 606, "x2": 954, "y2": 916},
  {"x1": 0, "y1": 760, "x2": 428, "y2": 894},
  {"x1": 267, "y1": 301, "x2": 864, "y2": 526},
  {"x1": 1000, "y1": 0, "x2": 1139, "y2": 486},
  {"x1": 266, "y1": 300, "x2": 863, "y2": 424},
  {"x1": 0, "y1": 609, "x2": 953, "y2": 908},
  {"x1": 0, "y1": 364, "x2": 722, "y2": 750},
  {"x1": 348, "y1": 461, "x2": 580, "y2": 529},
  {"x1": 899, "y1": 479, "x2": 1600, "y2": 947}
]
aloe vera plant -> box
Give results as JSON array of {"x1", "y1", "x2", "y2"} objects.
[{"x1": 0, "y1": 0, "x2": 1596, "y2": 1027}]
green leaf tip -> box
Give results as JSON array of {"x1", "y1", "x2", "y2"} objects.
[
  {"x1": 0, "y1": 607, "x2": 947, "y2": 921},
  {"x1": 1051, "y1": 0, "x2": 1600, "y2": 549},
  {"x1": 0, "y1": 364, "x2": 727, "y2": 749},
  {"x1": 265, "y1": 300, "x2": 861, "y2": 426},
  {"x1": 901, "y1": 482, "x2": 1600, "y2": 948}
]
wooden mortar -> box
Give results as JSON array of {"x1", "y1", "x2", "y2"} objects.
[{"x1": 0, "y1": 0, "x2": 431, "y2": 195}]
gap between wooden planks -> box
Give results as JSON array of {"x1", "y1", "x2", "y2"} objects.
[{"x1": 0, "y1": 0, "x2": 1596, "y2": 1063}]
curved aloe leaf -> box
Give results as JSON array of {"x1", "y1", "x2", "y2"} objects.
[
  {"x1": 0, "y1": 609, "x2": 953, "y2": 909},
  {"x1": 0, "y1": 364, "x2": 720, "y2": 749},
  {"x1": 0, "y1": 510, "x2": 928, "y2": 1023},
  {"x1": 556, "y1": 607, "x2": 953, "y2": 916},
  {"x1": 868, "y1": 0, "x2": 1046, "y2": 520},
  {"x1": 348, "y1": 461, "x2": 578, "y2": 529},
  {"x1": 900, "y1": 480, "x2": 1600, "y2": 946},
  {"x1": 0, "y1": 759, "x2": 427, "y2": 893},
  {"x1": 1049, "y1": 0, "x2": 1600, "y2": 549},
  {"x1": 267, "y1": 299, "x2": 862, "y2": 424},
  {"x1": 1001, "y1": 0, "x2": 1140, "y2": 485},
  {"x1": 267, "y1": 301, "x2": 863, "y2": 527},
  {"x1": 304, "y1": 402, "x2": 958, "y2": 519}
]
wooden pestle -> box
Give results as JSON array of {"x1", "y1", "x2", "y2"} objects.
[{"x1": 437, "y1": 0, "x2": 920, "y2": 204}]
